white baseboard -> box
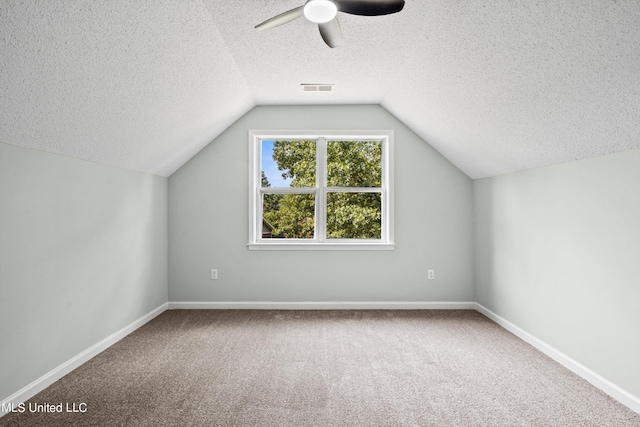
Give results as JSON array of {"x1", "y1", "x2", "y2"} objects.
[
  {"x1": 167, "y1": 301, "x2": 477, "y2": 310},
  {"x1": 0, "y1": 303, "x2": 168, "y2": 417},
  {"x1": 475, "y1": 303, "x2": 640, "y2": 414}
]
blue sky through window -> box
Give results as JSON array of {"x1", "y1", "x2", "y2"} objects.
[{"x1": 261, "y1": 140, "x2": 292, "y2": 187}]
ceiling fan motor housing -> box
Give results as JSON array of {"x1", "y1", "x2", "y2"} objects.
[{"x1": 304, "y1": 0, "x2": 338, "y2": 24}]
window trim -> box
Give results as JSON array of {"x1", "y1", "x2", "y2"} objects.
[{"x1": 248, "y1": 130, "x2": 395, "y2": 251}]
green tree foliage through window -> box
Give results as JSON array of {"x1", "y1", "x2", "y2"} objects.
[
  {"x1": 327, "y1": 140, "x2": 382, "y2": 188},
  {"x1": 271, "y1": 140, "x2": 316, "y2": 187},
  {"x1": 262, "y1": 139, "x2": 382, "y2": 239}
]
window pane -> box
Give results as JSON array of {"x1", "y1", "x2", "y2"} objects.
[
  {"x1": 262, "y1": 194, "x2": 315, "y2": 239},
  {"x1": 326, "y1": 192, "x2": 381, "y2": 239},
  {"x1": 261, "y1": 140, "x2": 316, "y2": 188},
  {"x1": 327, "y1": 140, "x2": 382, "y2": 187}
]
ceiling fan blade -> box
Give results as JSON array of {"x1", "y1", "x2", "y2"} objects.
[
  {"x1": 318, "y1": 17, "x2": 342, "y2": 48},
  {"x1": 255, "y1": 6, "x2": 304, "y2": 30},
  {"x1": 334, "y1": 0, "x2": 404, "y2": 16}
]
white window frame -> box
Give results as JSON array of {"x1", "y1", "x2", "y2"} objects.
[{"x1": 248, "y1": 130, "x2": 395, "y2": 251}]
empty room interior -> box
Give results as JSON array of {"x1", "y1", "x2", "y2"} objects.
[{"x1": 1, "y1": 0, "x2": 639, "y2": 425}]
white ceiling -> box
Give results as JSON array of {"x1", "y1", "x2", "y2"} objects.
[{"x1": 2, "y1": 0, "x2": 639, "y2": 178}]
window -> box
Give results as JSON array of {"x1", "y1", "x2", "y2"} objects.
[{"x1": 248, "y1": 130, "x2": 394, "y2": 250}]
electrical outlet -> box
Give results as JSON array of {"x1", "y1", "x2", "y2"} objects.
[
  {"x1": 211, "y1": 269, "x2": 218, "y2": 280},
  {"x1": 428, "y1": 269, "x2": 435, "y2": 280}
]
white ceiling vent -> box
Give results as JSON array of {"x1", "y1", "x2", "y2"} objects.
[{"x1": 301, "y1": 84, "x2": 334, "y2": 92}]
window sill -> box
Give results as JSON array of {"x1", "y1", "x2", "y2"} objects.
[{"x1": 247, "y1": 242, "x2": 396, "y2": 251}]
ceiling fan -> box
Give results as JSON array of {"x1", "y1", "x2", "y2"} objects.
[{"x1": 255, "y1": 0, "x2": 405, "y2": 48}]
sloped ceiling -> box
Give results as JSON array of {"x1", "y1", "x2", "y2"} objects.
[{"x1": 1, "y1": 0, "x2": 639, "y2": 179}]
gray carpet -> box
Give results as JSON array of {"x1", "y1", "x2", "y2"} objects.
[{"x1": 2, "y1": 310, "x2": 639, "y2": 426}]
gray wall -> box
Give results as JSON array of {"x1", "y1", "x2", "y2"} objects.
[
  {"x1": 0, "y1": 142, "x2": 168, "y2": 401},
  {"x1": 5, "y1": 103, "x2": 637, "y2": 407},
  {"x1": 474, "y1": 149, "x2": 640, "y2": 397},
  {"x1": 169, "y1": 105, "x2": 474, "y2": 302}
]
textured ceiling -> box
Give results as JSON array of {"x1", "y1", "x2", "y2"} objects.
[{"x1": 1, "y1": 0, "x2": 639, "y2": 178}]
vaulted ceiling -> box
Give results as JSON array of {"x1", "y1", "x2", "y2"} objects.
[{"x1": 2, "y1": 1, "x2": 639, "y2": 179}]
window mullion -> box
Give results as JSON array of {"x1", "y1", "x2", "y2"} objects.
[
  {"x1": 316, "y1": 137, "x2": 327, "y2": 242},
  {"x1": 259, "y1": 187, "x2": 316, "y2": 195},
  {"x1": 324, "y1": 187, "x2": 382, "y2": 193}
]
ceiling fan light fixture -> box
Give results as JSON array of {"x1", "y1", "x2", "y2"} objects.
[{"x1": 304, "y1": 0, "x2": 338, "y2": 23}]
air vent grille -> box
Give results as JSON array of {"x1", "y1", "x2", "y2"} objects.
[{"x1": 301, "y1": 84, "x2": 334, "y2": 92}]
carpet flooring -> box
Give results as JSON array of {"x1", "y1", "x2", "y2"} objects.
[{"x1": 1, "y1": 310, "x2": 639, "y2": 426}]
